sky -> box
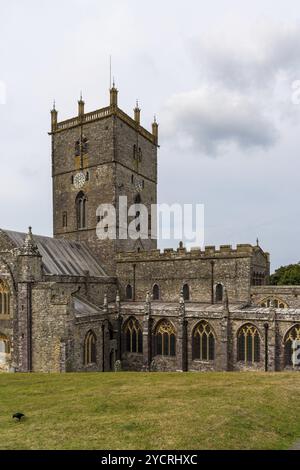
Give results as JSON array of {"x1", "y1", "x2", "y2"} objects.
[{"x1": 1, "y1": 0, "x2": 300, "y2": 271}]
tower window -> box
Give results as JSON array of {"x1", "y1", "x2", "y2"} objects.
[
  {"x1": 153, "y1": 284, "x2": 160, "y2": 301},
  {"x1": 86, "y1": 171, "x2": 90, "y2": 181},
  {"x1": 182, "y1": 283, "x2": 190, "y2": 301},
  {"x1": 71, "y1": 175, "x2": 74, "y2": 184},
  {"x1": 76, "y1": 192, "x2": 87, "y2": 229},
  {"x1": 126, "y1": 284, "x2": 133, "y2": 300},
  {"x1": 215, "y1": 284, "x2": 223, "y2": 303},
  {"x1": 75, "y1": 136, "x2": 89, "y2": 156},
  {"x1": 62, "y1": 211, "x2": 68, "y2": 228}
]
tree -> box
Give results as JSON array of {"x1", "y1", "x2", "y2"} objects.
[{"x1": 270, "y1": 263, "x2": 300, "y2": 285}]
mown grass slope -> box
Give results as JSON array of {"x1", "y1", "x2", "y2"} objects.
[{"x1": 0, "y1": 372, "x2": 299, "y2": 450}]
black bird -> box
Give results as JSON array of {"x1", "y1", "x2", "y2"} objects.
[{"x1": 12, "y1": 412, "x2": 25, "y2": 421}]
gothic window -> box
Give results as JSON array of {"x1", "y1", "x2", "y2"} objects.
[
  {"x1": 155, "y1": 320, "x2": 176, "y2": 357},
  {"x1": 124, "y1": 318, "x2": 143, "y2": 354},
  {"x1": 153, "y1": 284, "x2": 160, "y2": 301},
  {"x1": 0, "y1": 334, "x2": 10, "y2": 366},
  {"x1": 237, "y1": 324, "x2": 260, "y2": 363},
  {"x1": 84, "y1": 330, "x2": 97, "y2": 365},
  {"x1": 284, "y1": 325, "x2": 300, "y2": 366},
  {"x1": 0, "y1": 281, "x2": 10, "y2": 315},
  {"x1": 259, "y1": 297, "x2": 288, "y2": 309},
  {"x1": 126, "y1": 284, "x2": 133, "y2": 300},
  {"x1": 215, "y1": 284, "x2": 223, "y2": 303},
  {"x1": 86, "y1": 171, "x2": 89, "y2": 181},
  {"x1": 76, "y1": 192, "x2": 87, "y2": 229},
  {"x1": 182, "y1": 283, "x2": 190, "y2": 301},
  {"x1": 193, "y1": 321, "x2": 215, "y2": 361},
  {"x1": 62, "y1": 211, "x2": 68, "y2": 228}
]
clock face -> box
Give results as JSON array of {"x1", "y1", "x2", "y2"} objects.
[{"x1": 73, "y1": 172, "x2": 85, "y2": 190}]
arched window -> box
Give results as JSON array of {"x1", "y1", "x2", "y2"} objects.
[
  {"x1": 259, "y1": 297, "x2": 288, "y2": 309},
  {"x1": 76, "y1": 192, "x2": 87, "y2": 229},
  {"x1": 182, "y1": 284, "x2": 190, "y2": 301},
  {"x1": 237, "y1": 324, "x2": 260, "y2": 363},
  {"x1": 124, "y1": 318, "x2": 143, "y2": 354},
  {"x1": 153, "y1": 284, "x2": 160, "y2": 301},
  {"x1": 284, "y1": 325, "x2": 300, "y2": 366},
  {"x1": 126, "y1": 284, "x2": 133, "y2": 300},
  {"x1": 215, "y1": 284, "x2": 223, "y2": 303},
  {"x1": 0, "y1": 334, "x2": 10, "y2": 365},
  {"x1": 193, "y1": 321, "x2": 215, "y2": 361},
  {"x1": 84, "y1": 330, "x2": 97, "y2": 365},
  {"x1": 155, "y1": 320, "x2": 176, "y2": 357},
  {"x1": 0, "y1": 281, "x2": 10, "y2": 315}
]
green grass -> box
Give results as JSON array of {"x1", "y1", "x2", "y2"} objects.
[{"x1": 0, "y1": 372, "x2": 299, "y2": 450}]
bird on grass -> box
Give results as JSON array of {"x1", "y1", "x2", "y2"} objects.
[{"x1": 12, "y1": 412, "x2": 25, "y2": 421}]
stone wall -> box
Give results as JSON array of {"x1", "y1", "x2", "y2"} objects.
[{"x1": 117, "y1": 245, "x2": 269, "y2": 304}]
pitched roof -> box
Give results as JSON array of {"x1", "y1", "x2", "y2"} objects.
[{"x1": 2, "y1": 230, "x2": 107, "y2": 277}]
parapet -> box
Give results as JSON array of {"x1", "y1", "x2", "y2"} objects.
[{"x1": 117, "y1": 243, "x2": 258, "y2": 263}]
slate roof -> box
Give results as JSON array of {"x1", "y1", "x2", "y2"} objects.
[
  {"x1": 2, "y1": 230, "x2": 107, "y2": 277},
  {"x1": 73, "y1": 296, "x2": 102, "y2": 316}
]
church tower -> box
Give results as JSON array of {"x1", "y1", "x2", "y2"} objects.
[{"x1": 50, "y1": 85, "x2": 158, "y2": 275}]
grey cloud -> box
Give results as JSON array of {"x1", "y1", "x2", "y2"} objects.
[
  {"x1": 189, "y1": 24, "x2": 300, "y2": 91},
  {"x1": 161, "y1": 87, "x2": 278, "y2": 156}
]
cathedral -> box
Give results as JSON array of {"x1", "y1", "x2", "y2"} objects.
[{"x1": 1, "y1": 85, "x2": 300, "y2": 373}]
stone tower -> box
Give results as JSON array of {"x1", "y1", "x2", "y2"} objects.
[{"x1": 50, "y1": 85, "x2": 158, "y2": 275}]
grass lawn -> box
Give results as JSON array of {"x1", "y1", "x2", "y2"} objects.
[{"x1": 0, "y1": 372, "x2": 299, "y2": 450}]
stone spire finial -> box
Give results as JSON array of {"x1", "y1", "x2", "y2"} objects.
[
  {"x1": 110, "y1": 79, "x2": 118, "y2": 107},
  {"x1": 134, "y1": 99, "x2": 141, "y2": 124},
  {"x1": 20, "y1": 227, "x2": 40, "y2": 256},
  {"x1": 78, "y1": 91, "x2": 85, "y2": 117},
  {"x1": 152, "y1": 115, "x2": 158, "y2": 144},
  {"x1": 51, "y1": 101, "x2": 58, "y2": 131}
]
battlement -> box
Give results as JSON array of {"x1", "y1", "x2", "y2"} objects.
[
  {"x1": 49, "y1": 86, "x2": 158, "y2": 146},
  {"x1": 117, "y1": 244, "x2": 258, "y2": 263}
]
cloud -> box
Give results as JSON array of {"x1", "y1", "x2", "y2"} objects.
[
  {"x1": 159, "y1": 23, "x2": 300, "y2": 157},
  {"x1": 161, "y1": 85, "x2": 278, "y2": 156},
  {"x1": 189, "y1": 23, "x2": 300, "y2": 91}
]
